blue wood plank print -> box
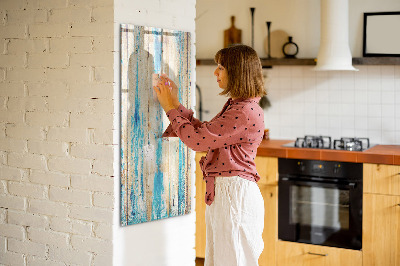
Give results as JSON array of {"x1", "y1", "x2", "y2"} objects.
[{"x1": 120, "y1": 24, "x2": 193, "y2": 226}]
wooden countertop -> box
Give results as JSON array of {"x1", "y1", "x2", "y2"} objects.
[{"x1": 256, "y1": 139, "x2": 400, "y2": 165}]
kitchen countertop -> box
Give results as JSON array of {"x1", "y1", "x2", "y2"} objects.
[{"x1": 256, "y1": 139, "x2": 400, "y2": 165}]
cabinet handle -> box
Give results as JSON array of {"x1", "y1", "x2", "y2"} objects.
[
  {"x1": 397, "y1": 204, "x2": 400, "y2": 207},
  {"x1": 307, "y1": 252, "x2": 328, "y2": 256}
]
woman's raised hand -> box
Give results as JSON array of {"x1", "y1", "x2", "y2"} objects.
[
  {"x1": 153, "y1": 75, "x2": 175, "y2": 113},
  {"x1": 160, "y1": 74, "x2": 180, "y2": 109}
]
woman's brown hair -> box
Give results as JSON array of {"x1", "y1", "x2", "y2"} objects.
[{"x1": 214, "y1": 44, "x2": 266, "y2": 99}]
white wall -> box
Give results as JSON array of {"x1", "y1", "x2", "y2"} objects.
[
  {"x1": 113, "y1": 1, "x2": 197, "y2": 266},
  {"x1": 196, "y1": 0, "x2": 400, "y2": 58},
  {"x1": 0, "y1": 0, "x2": 115, "y2": 265},
  {"x1": 196, "y1": 0, "x2": 400, "y2": 145}
]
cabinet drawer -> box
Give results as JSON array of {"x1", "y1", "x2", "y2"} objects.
[
  {"x1": 277, "y1": 241, "x2": 362, "y2": 266},
  {"x1": 255, "y1": 156, "x2": 278, "y2": 186},
  {"x1": 364, "y1": 164, "x2": 400, "y2": 196}
]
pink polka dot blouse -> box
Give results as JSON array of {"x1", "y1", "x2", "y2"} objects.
[{"x1": 162, "y1": 97, "x2": 265, "y2": 205}]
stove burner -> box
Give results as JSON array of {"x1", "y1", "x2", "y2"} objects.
[
  {"x1": 295, "y1": 135, "x2": 332, "y2": 149},
  {"x1": 333, "y1": 137, "x2": 370, "y2": 151}
]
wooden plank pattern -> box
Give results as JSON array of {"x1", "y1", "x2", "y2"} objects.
[
  {"x1": 120, "y1": 24, "x2": 193, "y2": 226},
  {"x1": 364, "y1": 164, "x2": 400, "y2": 196}
]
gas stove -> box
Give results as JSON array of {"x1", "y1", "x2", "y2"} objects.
[{"x1": 283, "y1": 135, "x2": 373, "y2": 151}]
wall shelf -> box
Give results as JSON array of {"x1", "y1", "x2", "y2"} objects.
[{"x1": 196, "y1": 57, "x2": 400, "y2": 67}]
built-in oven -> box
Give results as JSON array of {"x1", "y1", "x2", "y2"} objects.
[{"x1": 278, "y1": 158, "x2": 363, "y2": 250}]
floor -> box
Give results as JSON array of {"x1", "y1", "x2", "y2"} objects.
[{"x1": 195, "y1": 257, "x2": 205, "y2": 266}]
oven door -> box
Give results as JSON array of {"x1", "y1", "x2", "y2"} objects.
[{"x1": 278, "y1": 176, "x2": 362, "y2": 250}]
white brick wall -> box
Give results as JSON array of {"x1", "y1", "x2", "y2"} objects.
[{"x1": 0, "y1": 0, "x2": 114, "y2": 265}]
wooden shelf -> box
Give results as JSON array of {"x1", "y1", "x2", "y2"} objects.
[{"x1": 196, "y1": 57, "x2": 400, "y2": 67}]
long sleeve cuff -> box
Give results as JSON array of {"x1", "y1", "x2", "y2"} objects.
[{"x1": 161, "y1": 108, "x2": 181, "y2": 138}]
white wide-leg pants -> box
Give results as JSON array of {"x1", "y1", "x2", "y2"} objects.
[{"x1": 205, "y1": 176, "x2": 264, "y2": 266}]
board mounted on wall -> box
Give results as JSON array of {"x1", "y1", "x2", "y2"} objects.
[{"x1": 120, "y1": 24, "x2": 193, "y2": 226}]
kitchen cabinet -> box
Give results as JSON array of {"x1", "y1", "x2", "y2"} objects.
[
  {"x1": 363, "y1": 164, "x2": 400, "y2": 266},
  {"x1": 363, "y1": 163, "x2": 400, "y2": 196},
  {"x1": 195, "y1": 152, "x2": 207, "y2": 258},
  {"x1": 195, "y1": 154, "x2": 279, "y2": 266},
  {"x1": 276, "y1": 241, "x2": 362, "y2": 266}
]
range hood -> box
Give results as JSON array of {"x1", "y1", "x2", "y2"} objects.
[{"x1": 314, "y1": 0, "x2": 358, "y2": 71}]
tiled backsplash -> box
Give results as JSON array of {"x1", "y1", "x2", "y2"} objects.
[{"x1": 195, "y1": 65, "x2": 400, "y2": 145}]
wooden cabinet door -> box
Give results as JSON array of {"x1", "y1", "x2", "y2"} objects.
[
  {"x1": 277, "y1": 241, "x2": 362, "y2": 266},
  {"x1": 363, "y1": 193, "x2": 400, "y2": 266},
  {"x1": 364, "y1": 164, "x2": 400, "y2": 196},
  {"x1": 195, "y1": 152, "x2": 207, "y2": 258},
  {"x1": 259, "y1": 185, "x2": 278, "y2": 266},
  {"x1": 255, "y1": 156, "x2": 278, "y2": 186}
]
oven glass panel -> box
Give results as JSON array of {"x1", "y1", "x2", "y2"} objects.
[{"x1": 290, "y1": 186, "x2": 350, "y2": 240}]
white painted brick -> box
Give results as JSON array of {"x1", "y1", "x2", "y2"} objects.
[
  {"x1": 28, "y1": 199, "x2": 68, "y2": 217},
  {"x1": 71, "y1": 235, "x2": 112, "y2": 254},
  {"x1": 0, "y1": 235, "x2": 5, "y2": 251},
  {"x1": 8, "y1": 238, "x2": 47, "y2": 256},
  {"x1": 27, "y1": 0, "x2": 68, "y2": 9},
  {"x1": 26, "y1": 111, "x2": 69, "y2": 127},
  {"x1": 94, "y1": 66, "x2": 113, "y2": 82},
  {"x1": 0, "y1": 208, "x2": 6, "y2": 222},
  {"x1": 27, "y1": 81, "x2": 68, "y2": 97},
  {"x1": 48, "y1": 246, "x2": 91, "y2": 265},
  {"x1": 91, "y1": 7, "x2": 113, "y2": 23},
  {"x1": 92, "y1": 159, "x2": 113, "y2": 176},
  {"x1": 29, "y1": 23, "x2": 69, "y2": 38},
  {"x1": 92, "y1": 36, "x2": 113, "y2": 52},
  {"x1": 93, "y1": 192, "x2": 112, "y2": 208},
  {"x1": 47, "y1": 127, "x2": 87, "y2": 143},
  {"x1": 5, "y1": 125, "x2": 45, "y2": 140},
  {"x1": 46, "y1": 67, "x2": 91, "y2": 82},
  {"x1": 48, "y1": 156, "x2": 91, "y2": 175},
  {"x1": 7, "y1": 9, "x2": 48, "y2": 24},
  {"x1": 26, "y1": 256, "x2": 64, "y2": 266},
  {"x1": 70, "y1": 143, "x2": 113, "y2": 161},
  {"x1": 7, "y1": 97, "x2": 48, "y2": 112},
  {"x1": 8, "y1": 181, "x2": 47, "y2": 199},
  {"x1": 0, "y1": 110, "x2": 24, "y2": 124},
  {"x1": 0, "y1": 250, "x2": 24, "y2": 266},
  {"x1": 0, "y1": 68, "x2": 5, "y2": 82},
  {"x1": 29, "y1": 170, "x2": 69, "y2": 187},
  {"x1": 92, "y1": 253, "x2": 112, "y2": 266},
  {"x1": 27, "y1": 227, "x2": 68, "y2": 248},
  {"x1": 0, "y1": 224, "x2": 24, "y2": 240},
  {"x1": 0, "y1": 150, "x2": 6, "y2": 165},
  {"x1": 8, "y1": 152, "x2": 47, "y2": 170},
  {"x1": 0, "y1": 25, "x2": 27, "y2": 39},
  {"x1": 69, "y1": 205, "x2": 112, "y2": 223},
  {"x1": 7, "y1": 39, "x2": 47, "y2": 54},
  {"x1": 92, "y1": 129, "x2": 114, "y2": 144},
  {"x1": 47, "y1": 97, "x2": 113, "y2": 114},
  {"x1": 50, "y1": 216, "x2": 92, "y2": 236},
  {"x1": 7, "y1": 68, "x2": 46, "y2": 82},
  {"x1": 28, "y1": 53, "x2": 69, "y2": 68},
  {"x1": 70, "y1": 112, "x2": 113, "y2": 129},
  {"x1": 0, "y1": 55, "x2": 25, "y2": 67},
  {"x1": 69, "y1": 82, "x2": 113, "y2": 98},
  {"x1": 70, "y1": 52, "x2": 112, "y2": 67},
  {"x1": 70, "y1": 22, "x2": 113, "y2": 37},
  {"x1": 1, "y1": 0, "x2": 27, "y2": 9},
  {"x1": 8, "y1": 210, "x2": 49, "y2": 229},
  {"x1": 50, "y1": 37, "x2": 92, "y2": 53},
  {"x1": 0, "y1": 166, "x2": 24, "y2": 181},
  {"x1": 70, "y1": 174, "x2": 113, "y2": 193},
  {"x1": 0, "y1": 181, "x2": 6, "y2": 194},
  {"x1": 93, "y1": 223, "x2": 111, "y2": 240},
  {"x1": 0, "y1": 82, "x2": 25, "y2": 97},
  {"x1": 28, "y1": 140, "x2": 68, "y2": 156},
  {"x1": 49, "y1": 186, "x2": 91, "y2": 205},
  {"x1": 68, "y1": 0, "x2": 112, "y2": 7},
  {"x1": 49, "y1": 7, "x2": 91, "y2": 23},
  {"x1": 0, "y1": 195, "x2": 25, "y2": 210},
  {"x1": 91, "y1": 0, "x2": 113, "y2": 7}
]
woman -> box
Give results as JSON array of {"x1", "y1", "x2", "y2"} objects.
[{"x1": 153, "y1": 44, "x2": 266, "y2": 266}]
